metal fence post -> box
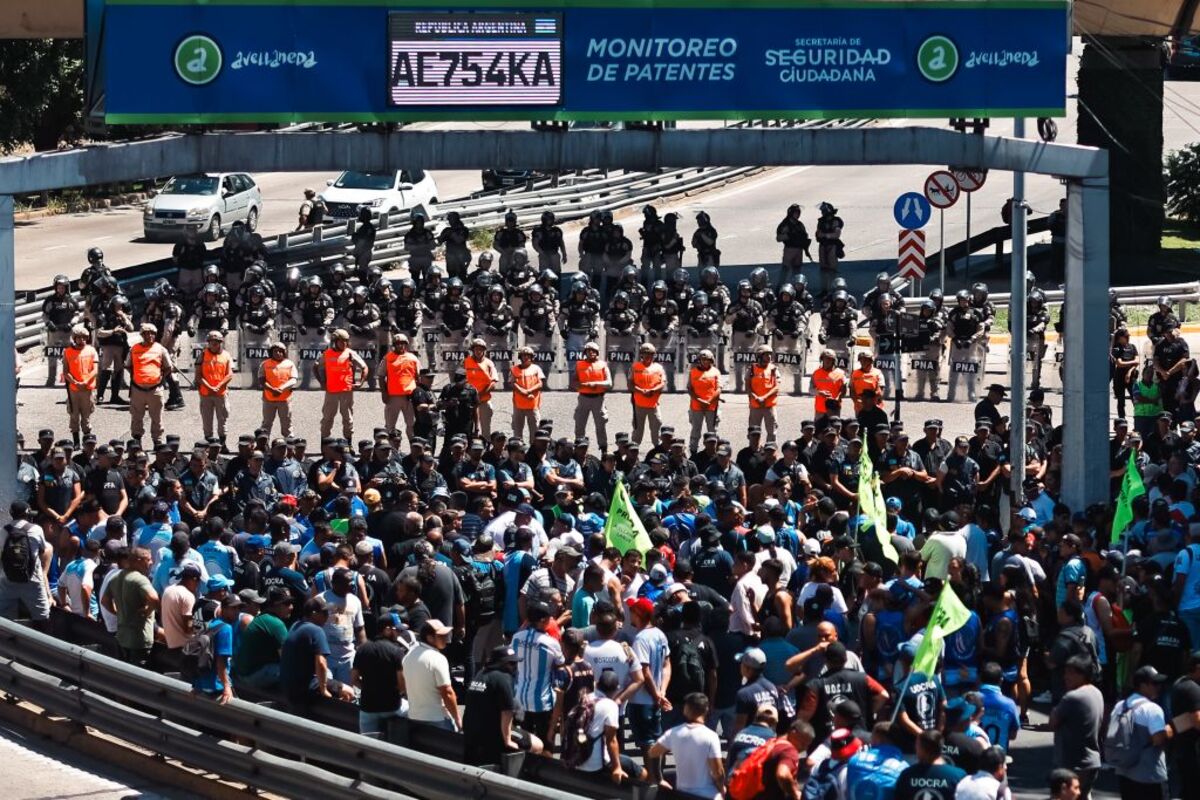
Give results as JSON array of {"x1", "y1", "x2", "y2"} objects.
[{"x1": 0, "y1": 196, "x2": 14, "y2": 518}]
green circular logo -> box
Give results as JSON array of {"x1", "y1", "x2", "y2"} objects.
[
  {"x1": 916, "y1": 35, "x2": 959, "y2": 83},
  {"x1": 174, "y1": 35, "x2": 222, "y2": 86}
]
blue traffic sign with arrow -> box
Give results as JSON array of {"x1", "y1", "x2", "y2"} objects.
[{"x1": 893, "y1": 192, "x2": 932, "y2": 230}]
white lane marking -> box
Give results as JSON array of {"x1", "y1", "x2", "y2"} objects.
[{"x1": 41, "y1": 245, "x2": 69, "y2": 252}]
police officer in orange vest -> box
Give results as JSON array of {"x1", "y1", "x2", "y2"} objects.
[
  {"x1": 746, "y1": 344, "x2": 781, "y2": 442},
  {"x1": 316, "y1": 329, "x2": 367, "y2": 441},
  {"x1": 379, "y1": 333, "x2": 421, "y2": 442},
  {"x1": 62, "y1": 324, "x2": 98, "y2": 446},
  {"x1": 464, "y1": 338, "x2": 501, "y2": 438},
  {"x1": 631, "y1": 342, "x2": 666, "y2": 446},
  {"x1": 197, "y1": 330, "x2": 235, "y2": 445},
  {"x1": 125, "y1": 322, "x2": 174, "y2": 445},
  {"x1": 574, "y1": 341, "x2": 612, "y2": 452},
  {"x1": 259, "y1": 341, "x2": 297, "y2": 439},
  {"x1": 810, "y1": 348, "x2": 847, "y2": 422},
  {"x1": 511, "y1": 345, "x2": 545, "y2": 443},
  {"x1": 687, "y1": 349, "x2": 722, "y2": 451},
  {"x1": 849, "y1": 351, "x2": 884, "y2": 414}
]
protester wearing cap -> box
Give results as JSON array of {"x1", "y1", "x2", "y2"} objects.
[
  {"x1": 316, "y1": 329, "x2": 368, "y2": 442},
  {"x1": 378, "y1": 332, "x2": 421, "y2": 443},
  {"x1": 745, "y1": 344, "x2": 781, "y2": 442},
  {"x1": 688, "y1": 349, "x2": 723, "y2": 452},
  {"x1": 233, "y1": 586, "x2": 294, "y2": 691},
  {"x1": 575, "y1": 341, "x2": 612, "y2": 452},
  {"x1": 464, "y1": 338, "x2": 501, "y2": 438},
  {"x1": 973, "y1": 383, "x2": 1006, "y2": 431},
  {"x1": 464, "y1": 642, "x2": 545, "y2": 764},
  {"x1": 1102, "y1": 665, "x2": 1173, "y2": 796},
  {"x1": 402, "y1": 618, "x2": 460, "y2": 730},
  {"x1": 632, "y1": 342, "x2": 667, "y2": 446},
  {"x1": 811, "y1": 348, "x2": 847, "y2": 421},
  {"x1": 125, "y1": 322, "x2": 174, "y2": 444},
  {"x1": 850, "y1": 350, "x2": 884, "y2": 414},
  {"x1": 62, "y1": 325, "x2": 99, "y2": 445},
  {"x1": 196, "y1": 329, "x2": 234, "y2": 444},
  {"x1": 349, "y1": 603, "x2": 409, "y2": 737},
  {"x1": 280, "y1": 595, "x2": 352, "y2": 712},
  {"x1": 511, "y1": 345, "x2": 546, "y2": 443},
  {"x1": 258, "y1": 342, "x2": 298, "y2": 438}
]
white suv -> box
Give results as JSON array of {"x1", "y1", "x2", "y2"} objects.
[
  {"x1": 143, "y1": 173, "x2": 262, "y2": 241},
  {"x1": 320, "y1": 170, "x2": 439, "y2": 220}
]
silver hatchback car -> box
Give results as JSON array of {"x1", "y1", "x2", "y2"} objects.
[{"x1": 143, "y1": 172, "x2": 263, "y2": 242}]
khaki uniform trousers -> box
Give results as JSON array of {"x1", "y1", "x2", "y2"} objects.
[
  {"x1": 67, "y1": 390, "x2": 95, "y2": 435},
  {"x1": 130, "y1": 386, "x2": 164, "y2": 442},
  {"x1": 199, "y1": 393, "x2": 230, "y2": 439},
  {"x1": 262, "y1": 399, "x2": 293, "y2": 437},
  {"x1": 321, "y1": 391, "x2": 355, "y2": 440}
]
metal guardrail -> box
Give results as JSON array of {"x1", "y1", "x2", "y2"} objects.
[{"x1": 0, "y1": 616, "x2": 581, "y2": 800}]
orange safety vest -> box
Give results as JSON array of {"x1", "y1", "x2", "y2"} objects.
[
  {"x1": 748, "y1": 363, "x2": 779, "y2": 409},
  {"x1": 811, "y1": 367, "x2": 846, "y2": 414},
  {"x1": 464, "y1": 355, "x2": 498, "y2": 402},
  {"x1": 576, "y1": 359, "x2": 610, "y2": 396},
  {"x1": 511, "y1": 363, "x2": 544, "y2": 410},
  {"x1": 262, "y1": 358, "x2": 296, "y2": 402},
  {"x1": 384, "y1": 351, "x2": 420, "y2": 396},
  {"x1": 631, "y1": 360, "x2": 666, "y2": 409},
  {"x1": 198, "y1": 349, "x2": 232, "y2": 397},
  {"x1": 689, "y1": 365, "x2": 721, "y2": 412},
  {"x1": 323, "y1": 348, "x2": 356, "y2": 393},
  {"x1": 850, "y1": 367, "x2": 882, "y2": 412},
  {"x1": 63, "y1": 344, "x2": 97, "y2": 392},
  {"x1": 129, "y1": 342, "x2": 164, "y2": 388}
]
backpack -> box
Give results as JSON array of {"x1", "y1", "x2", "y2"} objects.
[
  {"x1": 672, "y1": 633, "x2": 707, "y2": 698},
  {"x1": 1104, "y1": 697, "x2": 1147, "y2": 770},
  {"x1": 1, "y1": 524, "x2": 39, "y2": 584},
  {"x1": 468, "y1": 561, "x2": 501, "y2": 624},
  {"x1": 803, "y1": 755, "x2": 850, "y2": 800},
  {"x1": 180, "y1": 619, "x2": 216, "y2": 682},
  {"x1": 308, "y1": 198, "x2": 326, "y2": 225},
  {"x1": 728, "y1": 737, "x2": 784, "y2": 800},
  {"x1": 560, "y1": 692, "x2": 598, "y2": 768}
]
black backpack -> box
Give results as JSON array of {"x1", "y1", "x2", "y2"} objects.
[
  {"x1": 1, "y1": 524, "x2": 39, "y2": 584},
  {"x1": 180, "y1": 618, "x2": 216, "y2": 682},
  {"x1": 560, "y1": 692, "x2": 598, "y2": 768},
  {"x1": 672, "y1": 633, "x2": 707, "y2": 698},
  {"x1": 468, "y1": 561, "x2": 502, "y2": 624}
]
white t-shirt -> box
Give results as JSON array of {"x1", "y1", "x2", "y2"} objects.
[
  {"x1": 402, "y1": 642, "x2": 453, "y2": 724},
  {"x1": 0, "y1": 520, "x2": 47, "y2": 583},
  {"x1": 583, "y1": 638, "x2": 639, "y2": 697},
  {"x1": 321, "y1": 589, "x2": 364, "y2": 661},
  {"x1": 631, "y1": 626, "x2": 670, "y2": 706},
  {"x1": 1174, "y1": 544, "x2": 1200, "y2": 611},
  {"x1": 60, "y1": 556, "x2": 97, "y2": 615},
  {"x1": 579, "y1": 694, "x2": 620, "y2": 772},
  {"x1": 954, "y1": 773, "x2": 1011, "y2": 800},
  {"x1": 796, "y1": 581, "x2": 849, "y2": 614},
  {"x1": 97, "y1": 566, "x2": 120, "y2": 633},
  {"x1": 754, "y1": 546, "x2": 797, "y2": 587},
  {"x1": 656, "y1": 723, "x2": 722, "y2": 800}
]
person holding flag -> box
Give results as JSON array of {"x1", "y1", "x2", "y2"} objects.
[
  {"x1": 604, "y1": 479, "x2": 654, "y2": 559},
  {"x1": 857, "y1": 434, "x2": 899, "y2": 567}
]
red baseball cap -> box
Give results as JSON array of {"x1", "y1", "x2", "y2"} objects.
[{"x1": 625, "y1": 597, "x2": 654, "y2": 617}]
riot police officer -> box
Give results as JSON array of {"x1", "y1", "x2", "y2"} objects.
[
  {"x1": 439, "y1": 278, "x2": 474, "y2": 346},
  {"x1": 278, "y1": 267, "x2": 304, "y2": 340},
  {"x1": 698, "y1": 266, "x2": 731, "y2": 317},
  {"x1": 366, "y1": 268, "x2": 396, "y2": 356},
  {"x1": 293, "y1": 276, "x2": 335, "y2": 389},
  {"x1": 775, "y1": 203, "x2": 811, "y2": 287},
  {"x1": 815, "y1": 202, "x2": 845, "y2": 295},
  {"x1": 95, "y1": 286, "x2": 134, "y2": 405},
  {"x1": 641, "y1": 279, "x2": 681, "y2": 376},
  {"x1": 726, "y1": 280, "x2": 765, "y2": 393},
  {"x1": 189, "y1": 282, "x2": 231, "y2": 340},
  {"x1": 1026, "y1": 288, "x2": 1050, "y2": 389},
  {"x1": 928, "y1": 286, "x2": 945, "y2": 317},
  {"x1": 493, "y1": 211, "x2": 527, "y2": 275},
  {"x1": 404, "y1": 213, "x2": 437, "y2": 285},
  {"x1": 437, "y1": 211, "x2": 472, "y2": 279},
  {"x1": 344, "y1": 286, "x2": 382, "y2": 387},
  {"x1": 969, "y1": 282, "x2": 996, "y2": 334},
  {"x1": 579, "y1": 211, "x2": 608, "y2": 291},
  {"x1": 821, "y1": 276, "x2": 857, "y2": 313},
  {"x1": 770, "y1": 283, "x2": 810, "y2": 392},
  {"x1": 326, "y1": 263, "x2": 354, "y2": 318},
  {"x1": 911, "y1": 299, "x2": 946, "y2": 401},
  {"x1": 480, "y1": 286, "x2": 516, "y2": 338},
  {"x1": 172, "y1": 231, "x2": 208, "y2": 308},
  {"x1": 818, "y1": 289, "x2": 856, "y2": 369},
  {"x1": 945, "y1": 289, "x2": 987, "y2": 402},
  {"x1": 519, "y1": 284, "x2": 557, "y2": 360},
  {"x1": 504, "y1": 248, "x2": 537, "y2": 319},
  {"x1": 1147, "y1": 296, "x2": 1178, "y2": 350},
  {"x1": 531, "y1": 210, "x2": 567, "y2": 273},
  {"x1": 749, "y1": 267, "x2": 775, "y2": 311},
  {"x1": 240, "y1": 283, "x2": 277, "y2": 391},
  {"x1": 390, "y1": 278, "x2": 424, "y2": 339},
  {"x1": 603, "y1": 223, "x2": 634, "y2": 303},
  {"x1": 422, "y1": 266, "x2": 448, "y2": 316},
  {"x1": 868, "y1": 293, "x2": 899, "y2": 398},
  {"x1": 80, "y1": 247, "x2": 111, "y2": 304},
  {"x1": 661, "y1": 213, "x2": 685, "y2": 273},
  {"x1": 42, "y1": 274, "x2": 81, "y2": 386},
  {"x1": 143, "y1": 278, "x2": 187, "y2": 409},
  {"x1": 668, "y1": 268, "x2": 694, "y2": 318},
  {"x1": 606, "y1": 291, "x2": 640, "y2": 337},
  {"x1": 614, "y1": 265, "x2": 647, "y2": 313},
  {"x1": 692, "y1": 211, "x2": 720, "y2": 267},
  {"x1": 1109, "y1": 288, "x2": 1127, "y2": 338},
  {"x1": 234, "y1": 261, "x2": 275, "y2": 320},
  {"x1": 862, "y1": 272, "x2": 904, "y2": 322},
  {"x1": 200, "y1": 264, "x2": 229, "y2": 306},
  {"x1": 560, "y1": 279, "x2": 600, "y2": 388},
  {"x1": 638, "y1": 205, "x2": 664, "y2": 285},
  {"x1": 351, "y1": 207, "x2": 377, "y2": 277}
]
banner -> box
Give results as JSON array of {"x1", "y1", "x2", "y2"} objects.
[
  {"x1": 857, "y1": 435, "x2": 898, "y2": 564},
  {"x1": 101, "y1": 0, "x2": 1068, "y2": 123},
  {"x1": 1110, "y1": 449, "x2": 1145, "y2": 546},
  {"x1": 604, "y1": 480, "x2": 653, "y2": 556},
  {"x1": 911, "y1": 584, "x2": 972, "y2": 678}
]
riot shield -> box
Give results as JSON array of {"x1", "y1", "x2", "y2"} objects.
[
  {"x1": 482, "y1": 332, "x2": 515, "y2": 389},
  {"x1": 907, "y1": 343, "x2": 944, "y2": 401},
  {"x1": 643, "y1": 331, "x2": 678, "y2": 392},
  {"x1": 729, "y1": 330, "x2": 761, "y2": 393},
  {"x1": 825, "y1": 336, "x2": 855, "y2": 371},
  {"x1": 434, "y1": 337, "x2": 469, "y2": 389},
  {"x1": 296, "y1": 330, "x2": 329, "y2": 390},
  {"x1": 241, "y1": 329, "x2": 273, "y2": 389},
  {"x1": 946, "y1": 340, "x2": 984, "y2": 402},
  {"x1": 773, "y1": 332, "x2": 809, "y2": 394},
  {"x1": 523, "y1": 330, "x2": 562, "y2": 391},
  {"x1": 605, "y1": 333, "x2": 638, "y2": 392}
]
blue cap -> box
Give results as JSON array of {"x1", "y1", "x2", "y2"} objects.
[
  {"x1": 206, "y1": 575, "x2": 233, "y2": 592},
  {"x1": 557, "y1": 513, "x2": 576, "y2": 530},
  {"x1": 247, "y1": 535, "x2": 272, "y2": 550},
  {"x1": 885, "y1": 496, "x2": 902, "y2": 511},
  {"x1": 451, "y1": 538, "x2": 472, "y2": 555}
]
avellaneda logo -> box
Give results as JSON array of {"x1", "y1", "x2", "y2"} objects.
[
  {"x1": 174, "y1": 34, "x2": 223, "y2": 86},
  {"x1": 916, "y1": 35, "x2": 959, "y2": 83}
]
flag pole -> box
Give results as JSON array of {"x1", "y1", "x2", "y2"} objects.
[{"x1": 889, "y1": 671, "x2": 914, "y2": 724}]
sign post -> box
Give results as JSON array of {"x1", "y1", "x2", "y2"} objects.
[
  {"x1": 923, "y1": 171, "x2": 960, "y2": 291},
  {"x1": 951, "y1": 168, "x2": 987, "y2": 281}
]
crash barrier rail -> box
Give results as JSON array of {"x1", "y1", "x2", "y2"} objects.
[
  {"x1": 5, "y1": 610, "x2": 695, "y2": 800},
  {"x1": 926, "y1": 216, "x2": 1053, "y2": 273},
  {"x1": 14, "y1": 118, "x2": 866, "y2": 350}
]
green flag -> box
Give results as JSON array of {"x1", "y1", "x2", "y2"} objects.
[
  {"x1": 911, "y1": 584, "x2": 973, "y2": 678},
  {"x1": 604, "y1": 480, "x2": 653, "y2": 556},
  {"x1": 857, "y1": 436, "x2": 898, "y2": 564},
  {"x1": 1110, "y1": 449, "x2": 1145, "y2": 546}
]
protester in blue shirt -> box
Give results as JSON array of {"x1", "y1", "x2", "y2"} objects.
[
  {"x1": 193, "y1": 595, "x2": 239, "y2": 704},
  {"x1": 977, "y1": 662, "x2": 1020, "y2": 750}
]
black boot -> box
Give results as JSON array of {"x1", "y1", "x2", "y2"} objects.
[
  {"x1": 72, "y1": 431, "x2": 80, "y2": 448},
  {"x1": 110, "y1": 371, "x2": 127, "y2": 405},
  {"x1": 165, "y1": 375, "x2": 185, "y2": 410},
  {"x1": 96, "y1": 370, "x2": 110, "y2": 404},
  {"x1": 219, "y1": 435, "x2": 229, "y2": 454}
]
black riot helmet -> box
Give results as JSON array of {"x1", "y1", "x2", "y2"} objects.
[
  {"x1": 53, "y1": 274, "x2": 70, "y2": 293},
  {"x1": 285, "y1": 266, "x2": 302, "y2": 288},
  {"x1": 876, "y1": 272, "x2": 890, "y2": 290},
  {"x1": 488, "y1": 286, "x2": 505, "y2": 303},
  {"x1": 612, "y1": 291, "x2": 629, "y2": 309},
  {"x1": 795, "y1": 273, "x2": 810, "y2": 292},
  {"x1": 1029, "y1": 288, "x2": 1045, "y2": 307},
  {"x1": 357, "y1": 207, "x2": 373, "y2": 224},
  {"x1": 832, "y1": 289, "x2": 848, "y2": 307},
  {"x1": 920, "y1": 298, "x2": 936, "y2": 315},
  {"x1": 203, "y1": 264, "x2": 222, "y2": 284},
  {"x1": 94, "y1": 275, "x2": 118, "y2": 296},
  {"x1": 304, "y1": 275, "x2": 323, "y2": 295},
  {"x1": 541, "y1": 211, "x2": 555, "y2": 225},
  {"x1": 670, "y1": 268, "x2": 688, "y2": 287},
  {"x1": 737, "y1": 279, "x2": 752, "y2": 297},
  {"x1": 352, "y1": 285, "x2": 369, "y2": 303},
  {"x1": 692, "y1": 290, "x2": 709, "y2": 307},
  {"x1": 696, "y1": 210, "x2": 711, "y2": 226},
  {"x1": 250, "y1": 284, "x2": 267, "y2": 302},
  {"x1": 929, "y1": 287, "x2": 944, "y2": 302},
  {"x1": 831, "y1": 276, "x2": 848, "y2": 293},
  {"x1": 153, "y1": 277, "x2": 175, "y2": 299},
  {"x1": 330, "y1": 263, "x2": 347, "y2": 283},
  {"x1": 366, "y1": 266, "x2": 384, "y2": 285},
  {"x1": 621, "y1": 265, "x2": 639, "y2": 283},
  {"x1": 87, "y1": 247, "x2": 104, "y2": 265},
  {"x1": 244, "y1": 262, "x2": 266, "y2": 284},
  {"x1": 778, "y1": 284, "x2": 795, "y2": 303},
  {"x1": 504, "y1": 210, "x2": 518, "y2": 227},
  {"x1": 526, "y1": 284, "x2": 543, "y2": 300},
  {"x1": 971, "y1": 282, "x2": 989, "y2": 303},
  {"x1": 956, "y1": 289, "x2": 971, "y2": 305},
  {"x1": 571, "y1": 279, "x2": 588, "y2": 299},
  {"x1": 700, "y1": 266, "x2": 720, "y2": 288},
  {"x1": 447, "y1": 277, "x2": 464, "y2": 296},
  {"x1": 398, "y1": 278, "x2": 416, "y2": 297},
  {"x1": 203, "y1": 282, "x2": 223, "y2": 300},
  {"x1": 651, "y1": 280, "x2": 668, "y2": 299},
  {"x1": 411, "y1": 212, "x2": 426, "y2": 227},
  {"x1": 749, "y1": 267, "x2": 768, "y2": 292},
  {"x1": 642, "y1": 204, "x2": 658, "y2": 219},
  {"x1": 447, "y1": 211, "x2": 462, "y2": 225}
]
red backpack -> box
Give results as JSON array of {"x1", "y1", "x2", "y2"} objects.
[{"x1": 728, "y1": 737, "x2": 785, "y2": 800}]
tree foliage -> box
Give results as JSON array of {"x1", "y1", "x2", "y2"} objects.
[
  {"x1": 0, "y1": 39, "x2": 83, "y2": 154},
  {"x1": 1166, "y1": 143, "x2": 1200, "y2": 225}
]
